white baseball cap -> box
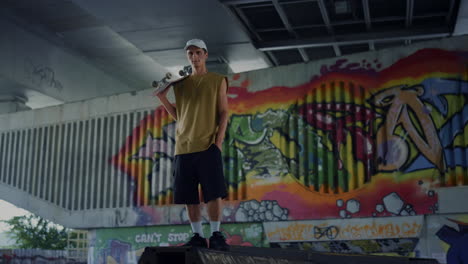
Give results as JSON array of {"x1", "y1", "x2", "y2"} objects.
[{"x1": 184, "y1": 39, "x2": 208, "y2": 52}]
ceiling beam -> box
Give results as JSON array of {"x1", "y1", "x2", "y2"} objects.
[
  {"x1": 317, "y1": 0, "x2": 333, "y2": 34},
  {"x1": 406, "y1": 0, "x2": 414, "y2": 27},
  {"x1": 298, "y1": 48, "x2": 310, "y2": 62},
  {"x1": 257, "y1": 28, "x2": 450, "y2": 51},
  {"x1": 446, "y1": 0, "x2": 456, "y2": 23},
  {"x1": 362, "y1": 0, "x2": 371, "y2": 30},
  {"x1": 369, "y1": 40, "x2": 375, "y2": 51},
  {"x1": 232, "y1": 5, "x2": 263, "y2": 41},
  {"x1": 271, "y1": 0, "x2": 311, "y2": 62},
  {"x1": 272, "y1": 0, "x2": 297, "y2": 36},
  {"x1": 266, "y1": 51, "x2": 280, "y2": 66},
  {"x1": 333, "y1": 44, "x2": 341, "y2": 56},
  {"x1": 218, "y1": 3, "x2": 275, "y2": 67}
]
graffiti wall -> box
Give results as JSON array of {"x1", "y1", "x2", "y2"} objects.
[
  {"x1": 263, "y1": 216, "x2": 423, "y2": 256},
  {"x1": 90, "y1": 213, "x2": 468, "y2": 263},
  {"x1": 88, "y1": 223, "x2": 266, "y2": 264},
  {"x1": 111, "y1": 46, "x2": 468, "y2": 225},
  {"x1": 418, "y1": 214, "x2": 468, "y2": 263}
]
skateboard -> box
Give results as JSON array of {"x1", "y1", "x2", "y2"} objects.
[{"x1": 152, "y1": 65, "x2": 192, "y2": 95}]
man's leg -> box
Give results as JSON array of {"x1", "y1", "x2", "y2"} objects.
[
  {"x1": 174, "y1": 154, "x2": 207, "y2": 248},
  {"x1": 207, "y1": 198, "x2": 222, "y2": 234},
  {"x1": 182, "y1": 203, "x2": 208, "y2": 247},
  {"x1": 186, "y1": 204, "x2": 204, "y2": 237},
  {"x1": 198, "y1": 145, "x2": 229, "y2": 250},
  {"x1": 206, "y1": 197, "x2": 229, "y2": 250},
  {"x1": 187, "y1": 204, "x2": 203, "y2": 221}
]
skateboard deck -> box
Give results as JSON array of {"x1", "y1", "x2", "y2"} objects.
[{"x1": 152, "y1": 73, "x2": 189, "y2": 95}]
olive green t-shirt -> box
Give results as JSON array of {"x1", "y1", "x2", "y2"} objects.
[{"x1": 173, "y1": 72, "x2": 227, "y2": 155}]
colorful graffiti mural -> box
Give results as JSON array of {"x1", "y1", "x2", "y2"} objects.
[
  {"x1": 273, "y1": 238, "x2": 419, "y2": 256},
  {"x1": 88, "y1": 223, "x2": 266, "y2": 264},
  {"x1": 111, "y1": 48, "x2": 468, "y2": 224}
]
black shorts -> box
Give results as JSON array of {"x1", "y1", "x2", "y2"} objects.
[{"x1": 173, "y1": 144, "x2": 228, "y2": 204}]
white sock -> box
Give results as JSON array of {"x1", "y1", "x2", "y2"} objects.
[
  {"x1": 210, "y1": 221, "x2": 220, "y2": 234},
  {"x1": 190, "y1": 221, "x2": 204, "y2": 237}
]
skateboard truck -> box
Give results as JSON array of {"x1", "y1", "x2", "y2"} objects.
[{"x1": 152, "y1": 65, "x2": 192, "y2": 89}]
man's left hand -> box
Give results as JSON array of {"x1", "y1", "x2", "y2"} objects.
[{"x1": 215, "y1": 142, "x2": 223, "y2": 152}]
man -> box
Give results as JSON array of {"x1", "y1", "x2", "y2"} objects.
[{"x1": 155, "y1": 39, "x2": 230, "y2": 250}]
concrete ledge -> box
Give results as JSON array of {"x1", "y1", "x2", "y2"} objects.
[{"x1": 437, "y1": 186, "x2": 468, "y2": 214}]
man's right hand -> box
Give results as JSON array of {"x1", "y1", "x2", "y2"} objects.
[{"x1": 153, "y1": 86, "x2": 170, "y2": 98}]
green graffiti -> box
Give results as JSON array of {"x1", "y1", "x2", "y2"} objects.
[
  {"x1": 224, "y1": 106, "x2": 348, "y2": 192},
  {"x1": 91, "y1": 223, "x2": 267, "y2": 263}
]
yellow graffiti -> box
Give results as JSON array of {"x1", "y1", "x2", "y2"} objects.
[
  {"x1": 267, "y1": 222, "x2": 315, "y2": 241},
  {"x1": 267, "y1": 221, "x2": 422, "y2": 241},
  {"x1": 453, "y1": 123, "x2": 468, "y2": 147},
  {"x1": 339, "y1": 221, "x2": 422, "y2": 239},
  {"x1": 270, "y1": 131, "x2": 298, "y2": 160},
  {"x1": 339, "y1": 132, "x2": 366, "y2": 190}
]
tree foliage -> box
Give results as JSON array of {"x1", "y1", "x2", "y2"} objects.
[{"x1": 2, "y1": 215, "x2": 68, "y2": 250}]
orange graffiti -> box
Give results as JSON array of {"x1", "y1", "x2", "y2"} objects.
[{"x1": 371, "y1": 84, "x2": 445, "y2": 172}]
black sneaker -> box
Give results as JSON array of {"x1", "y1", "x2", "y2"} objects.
[
  {"x1": 209, "y1": 231, "x2": 230, "y2": 251},
  {"x1": 183, "y1": 233, "x2": 207, "y2": 248}
]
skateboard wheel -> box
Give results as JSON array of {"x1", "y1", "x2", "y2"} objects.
[{"x1": 166, "y1": 72, "x2": 172, "y2": 79}]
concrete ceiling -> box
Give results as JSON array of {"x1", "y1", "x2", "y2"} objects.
[{"x1": 0, "y1": 0, "x2": 467, "y2": 112}]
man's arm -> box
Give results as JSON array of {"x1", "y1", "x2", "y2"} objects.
[
  {"x1": 215, "y1": 78, "x2": 229, "y2": 151},
  {"x1": 155, "y1": 86, "x2": 177, "y2": 120}
]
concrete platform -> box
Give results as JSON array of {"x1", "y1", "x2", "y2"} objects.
[{"x1": 138, "y1": 246, "x2": 438, "y2": 264}]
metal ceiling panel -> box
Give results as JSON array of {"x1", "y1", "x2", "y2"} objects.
[
  {"x1": 325, "y1": 0, "x2": 364, "y2": 23},
  {"x1": 414, "y1": 0, "x2": 450, "y2": 15},
  {"x1": 369, "y1": 0, "x2": 407, "y2": 18},
  {"x1": 334, "y1": 23, "x2": 367, "y2": 35},
  {"x1": 271, "y1": 49, "x2": 303, "y2": 65},
  {"x1": 304, "y1": 46, "x2": 336, "y2": 61},
  {"x1": 281, "y1": 1, "x2": 324, "y2": 26},
  {"x1": 372, "y1": 19, "x2": 406, "y2": 30},
  {"x1": 295, "y1": 27, "x2": 330, "y2": 38},
  {"x1": 412, "y1": 16, "x2": 447, "y2": 27},
  {"x1": 257, "y1": 29, "x2": 293, "y2": 41},
  {"x1": 339, "y1": 43, "x2": 369, "y2": 55},
  {"x1": 243, "y1": 4, "x2": 285, "y2": 29}
]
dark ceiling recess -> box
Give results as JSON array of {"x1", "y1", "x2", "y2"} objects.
[{"x1": 220, "y1": 0, "x2": 460, "y2": 66}]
